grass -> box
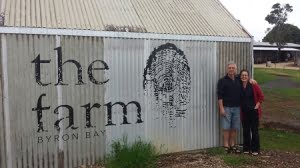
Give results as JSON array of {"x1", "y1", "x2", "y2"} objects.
[
  {"x1": 260, "y1": 128, "x2": 300, "y2": 153},
  {"x1": 222, "y1": 155, "x2": 257, "y2": 167},
  {"x1": 254, "y1": 68, "x2": 277, "y2": 84},
  {"x1": 206, "y1": 128, "x2": 300, "y2": 167},
  {"x1": 263, "y1": 88, "x2": 300, "y2": 101},
  {"x1": 262, "y1": 88, "x2": 300, "y2": 120},
  {"x1": 254, "y1": 68, "x2": 300, "y2": 84},
  {"x1": 206, "y1": 147, "x2": 258, "y2": 167},
  {"x1": 104, "y1": 136, "x2": 160, "y2": 168},
  {"x1": 254, "y1": 67, "x2": 300, "y2": 121}
]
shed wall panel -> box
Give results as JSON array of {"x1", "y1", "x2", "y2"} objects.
[
  {"x1": 144, "y1": 40, "x2": 219, "y2": 152},
  {"x1": 103, "y1": 38, "x2": 146, "y2": 152},
  {"x1": 217, "y1": 42, "x2": 252, "y2": 144},
  {"x1": 0, "y1": 34, "x2": 252, "y2": 168},
  {"x1": 0, "y1": 35, "x2": 7, "y2": 168},
  {"x1": 2, "y1": 34, "x2": 106, "y2": 168},
  {"x1": 104, "y1": 38, "x2": 220, "y2": 153}
]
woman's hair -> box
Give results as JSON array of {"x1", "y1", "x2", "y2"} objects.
[{"x1": 239, "y1": 69, "x2": 250, "y2": 77}]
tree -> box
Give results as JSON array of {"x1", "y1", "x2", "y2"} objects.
[
  {"x1": 263, "y1": 24, "x2": 300, "y2": 44},
  {"x1": 265, "y1": 3, "x2": 293, "y2": 62}
]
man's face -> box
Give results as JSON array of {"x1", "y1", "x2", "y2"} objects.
[{"x1": 227, "y1": 64, "x2": 236, "y2": 76}]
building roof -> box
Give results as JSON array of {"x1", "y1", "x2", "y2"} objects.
[
  {"x1": 254, "y1": 47, "x2": 300, "y2": 52},
  {"x1": 254, "y1": 42, "x2": 300, "y2": 48},
  {"x1": 0, "y1": 0, "x2": 250, "y2": 37}
]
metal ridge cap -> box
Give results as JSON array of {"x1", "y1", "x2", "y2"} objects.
[{"x1": 0, "y1": 27, "x2": 252, "y2": 42}]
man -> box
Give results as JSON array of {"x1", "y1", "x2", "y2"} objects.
[{"x1": 217, "y1": 61, "x2": 241, "y2": 153}]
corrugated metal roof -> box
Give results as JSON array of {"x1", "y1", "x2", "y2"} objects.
[
  {"x1": 254, "y1": 42, "x2": 300, "y2": 48},
  {"x1": 254, "y1": 47, "x2": 300, "y2": 51},
  {"x1": 0, "y1": 0, "x2": 250, "y2": 37}
]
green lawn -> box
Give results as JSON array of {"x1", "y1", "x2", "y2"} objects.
[
  {"x1": 263, "y1": 88, "x2": 300, "y2": 101},
  {"x1": 254, "y1": 68, "x2": 277, "y2": 84},
  {"x1": 254, "y1": 68, "x2": 300, "y2": 84},
  {"x1": 254, "y1": 68, "x2": 300, "y2": 121},
  {"x1": 260, "y1": 128, "x2": 300, "y2": 153}
]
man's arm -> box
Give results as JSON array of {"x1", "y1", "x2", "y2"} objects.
[
  {"x1": 218, "y1": 99, "x2": 226, "y2": 117},
  {"x1": 217, "y1": 79, "x2": 226, "y2": 117}
]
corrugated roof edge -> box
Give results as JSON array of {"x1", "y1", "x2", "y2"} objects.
[
  {"x1": 104, "y1": 24, "x2": 147, "y2": 33},
  {"x1": 0, "y1": 25, "x2": 250, "y2": 38},
  {"x1": 0, "y1": 27, "x2": 252, "y2": 42},
  {"x1": 216, "y1": 0, "x2": 252, "y2": 38}
]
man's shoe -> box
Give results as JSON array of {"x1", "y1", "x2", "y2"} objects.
[
  {"x1": 231, "y1": 145, "x2": 241, "y2": 154},
  {"x1": 224, "y1": 146, "x2": 231, "y2": 153}
]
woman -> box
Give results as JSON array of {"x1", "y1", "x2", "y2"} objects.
[{"x1": 240, "y1": 69, "x2": 264, "y2": 156}]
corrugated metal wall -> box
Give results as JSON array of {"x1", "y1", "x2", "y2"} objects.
[
  {"x1": 218, "y1": 42, "x2": 252, "y2": 77},
  {"x1": 144, "y1": 40, "x2": 218, "y2": 152},
  {"x1": 217, "y1": 42, "x2": 252, "y2": 145},
  {"x1": 0, "y1": 34, "x2": 251, "y2": 168},
  {"x1": 0, "y1": 34, "x2": 106, "y2": 168},
  {"x1": 0, "y1": 36, "x2": 7, "y2": 168},
  {"x1": 104, "y1": 38, "x2": 146, "y2": 151},
  {"x1": 103, "y1": 39, "x2": 219, "y2": 153}
]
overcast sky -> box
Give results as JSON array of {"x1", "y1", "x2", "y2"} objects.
[{"x1": 219, "y1": 0, "x2": 300, "y2": 41}]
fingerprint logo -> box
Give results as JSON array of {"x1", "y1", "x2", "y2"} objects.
[{"x1": 143, "y1": 43, "x2": 191, "y2": 127}]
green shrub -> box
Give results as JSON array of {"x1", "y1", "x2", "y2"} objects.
[{"x1": 105, "y1": 136, "x2": 160, "y2": 168}]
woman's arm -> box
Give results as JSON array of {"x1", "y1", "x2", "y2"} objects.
[{"x1": 254, "y1": 84, "x2": 264, "y2": 109}]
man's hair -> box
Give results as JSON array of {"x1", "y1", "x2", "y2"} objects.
[{"x1": 227, "y1": 61, "x2": 236, "y2": 67}]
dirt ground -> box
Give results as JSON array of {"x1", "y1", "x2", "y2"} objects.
[
  {"x1": 156, "y1": 152, "x2": 227, "y2": 168},
  {"x1": 82, "y1": 149, "x2": 300, "y2": 168},
  {"x1": 156, "y1": 150, "x2": 300, "y2": 168},
  {"x1": 260, "y1": 76, "x2": 300, "y2": 89}
]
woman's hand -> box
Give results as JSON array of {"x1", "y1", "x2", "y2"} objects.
[{"x1": 254, "y1": 102, "x2": 261, "y2": 109}]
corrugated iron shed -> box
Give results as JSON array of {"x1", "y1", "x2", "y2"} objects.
[{"x1": 0, "y1": 0, "x2": 250, "y2": 37}]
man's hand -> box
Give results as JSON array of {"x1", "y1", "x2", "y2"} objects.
[
  {"x1": 249, "y1": 79, "x2": 257, "y2": 85},
  {"x1": 220, "y1": 108, "x2": 226, "y2": 117}
]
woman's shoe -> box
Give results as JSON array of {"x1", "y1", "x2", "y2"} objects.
[{"x1": 243, "y1": 151, "x2": 250, "y2": 154}]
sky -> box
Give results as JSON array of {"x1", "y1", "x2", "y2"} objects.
[{"x1": 219, "y1": 0, "x2": 300, "y2": 41}]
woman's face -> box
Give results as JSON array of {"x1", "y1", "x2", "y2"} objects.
[{"x1": 240, "y1": 71, "x2": 249, "y2": 82}]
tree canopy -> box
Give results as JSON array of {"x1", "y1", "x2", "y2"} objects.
[
  {"x1": 263, "y1": 24, "x2": 300, "y2": 44},
  {"x1": 264, "y1": 3, "x2": 293, "y2": 46},
  {"x1": 264, "y1": 3, "x2": 294, "y2": 62},
  {"x1": 265, "y1": 3, "x2": 293, "y2": 25}
]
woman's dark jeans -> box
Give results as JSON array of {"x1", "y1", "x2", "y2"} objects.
[{"x1": 242, "y1": 109, "x2": 260, "y2": 153}]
